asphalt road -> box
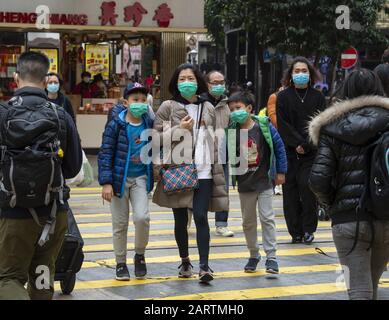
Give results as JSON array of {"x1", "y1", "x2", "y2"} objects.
[{"x1": 53, "y1": 186, "x2": 389, "y2": 300}]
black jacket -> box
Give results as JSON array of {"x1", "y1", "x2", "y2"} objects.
[
  {"x1": 0, "y1": 87, "x2": 83, "y2": 219},
  {"x1": 309, "y1": 96, "x2": 389, "y2": 225},
  {"x1": 47, "y1": 91, "x2": 76, "y2": 123},
  {"x1": 276, "y1": 87, "x2": 326, "y2": 160}
]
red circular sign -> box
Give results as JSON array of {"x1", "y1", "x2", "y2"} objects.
[{"x1": 341, "y1": 47, "x2": 358, "y2": 69}]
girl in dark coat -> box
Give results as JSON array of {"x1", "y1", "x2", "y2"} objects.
[{"x1": 309, "y1": 69, "x2": 389, "y2": 300}]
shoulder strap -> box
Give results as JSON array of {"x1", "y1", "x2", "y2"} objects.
[
  {"x1": 192, "y1": 103, "x2": 204, "y2": 159},
  {"x1": 0, "y1": 102, "x2": 10, "y2": 145}
]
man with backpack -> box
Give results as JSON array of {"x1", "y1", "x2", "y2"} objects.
[
  {"x1": 309, "y1": 68, "x2": 389, "y2": 300},
  {"x1": 0, "y1": 52, "x2": 82, "y2": 300}
]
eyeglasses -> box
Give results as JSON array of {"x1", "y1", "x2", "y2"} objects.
[{"x1": 209, "y1": 81, "x2": 226, "y2": 85}]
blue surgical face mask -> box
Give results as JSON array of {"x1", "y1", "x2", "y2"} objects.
[
  {"x1": 129, "y1": 103, "x2": 149, "y2": 118},
  {"x1": 292, "y1": 73, "x2": 310, "y2": 86},
  {"x1": 210, "y1": 84, "x2": 226, "y2": 96},
  {"x1": 230, "y1": 110, "x2": 250, "y2": 124},
  {"x1": 178, "y1": 81, "x2": 198, "y2": 99},
  {"x1": 47, "y1": 83, "x2": 60, "y2": 93}
]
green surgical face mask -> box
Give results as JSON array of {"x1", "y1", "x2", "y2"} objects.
[
  {"x1": 210, "y1": 84, "x2": 226, "y2": 96},
  {"x1": 178, "y1": 81, "x2": 198, "y2": 99},
  {"x1": 129, "y1": 103, "x2": 148, "y2": 118},
  {"x1": 230, "y1": 110, "x2": 250, "y2": 124}
]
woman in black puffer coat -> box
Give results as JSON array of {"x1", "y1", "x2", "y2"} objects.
[{"x1": 309, "y1": 68, "x2": 389, "y2": 300}]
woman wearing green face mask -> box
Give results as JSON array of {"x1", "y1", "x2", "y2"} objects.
[
  {"x1": 200, "y1": 71, "x2": 234, "y2": 238},
  {"x1": 152, "y1": 64, "x2": 229, "y2": 284}
]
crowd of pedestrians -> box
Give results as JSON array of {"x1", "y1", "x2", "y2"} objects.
[{"x1": 0, "y1": 49, "x2": 388, "y2": 300}]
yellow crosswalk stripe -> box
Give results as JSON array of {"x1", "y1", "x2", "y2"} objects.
[
  {"x1": 78, "y1": 218, "x2": 240, "y2": 229},
  {"x1": 82, "y1": 246, "x2": 338, "y2": 269},
  {"x1": 155, "y1": 281, "x2": 388, "y2": 300},
  {"x1": 149, "y1": 281, "x2": 389, "y2": 300},
  {"x1": 54, "y1": 264, "x2": 341, "y2": 291},
  {"x1": 83, "y1": 233, "x2": 333, "y2": 252},
  {"x1": 80, "y1": 223, "x2": 331, "y2": 239},
  {"x1": 78, "y1": 220, "x2": 330, "y2": 229},
  {"x1": 72, "y1": 208, "x2": 285, "y2": 219}
]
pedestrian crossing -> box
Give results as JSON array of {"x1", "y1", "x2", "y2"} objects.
[{"x1": 56, "y1": 188, "x2": 389, "y2": 300}]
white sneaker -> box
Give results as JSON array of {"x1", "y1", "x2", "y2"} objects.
[
  {"x1": 216, "y1": 227, "x2": 234, "y2": 237},
  {"x1": 274, "y1": 185, "x2": 283, "y2": 195}
]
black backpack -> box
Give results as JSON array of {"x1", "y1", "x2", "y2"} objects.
[
  {"x1": 364, "y1": 130, "x2": 389, "y2": 220},
  {"x1": 0, "y1": 96, "x2": 67, "y2": 245}
]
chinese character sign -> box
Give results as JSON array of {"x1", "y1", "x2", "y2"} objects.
[
  {"x1": 99, "y1": 1, "x2": 174, "y2": 28},
  {"x1": 153, "y1": 3, "x2": 174, "y2": 28},
  {"x1": 124, "y1": 2, "x2": 148, "y2": 27},
  {"x1": 99, "y1": 1, "x2": 118, "y2": 26}
]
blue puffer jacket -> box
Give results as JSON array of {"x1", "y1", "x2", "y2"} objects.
[{"x1": 98, "y1": 109, "x2": 154, "y2": 197}]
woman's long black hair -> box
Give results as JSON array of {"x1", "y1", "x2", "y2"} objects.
[
  {"x1": 281, "y1": 56, "x2": 321, "y2": 88},
  {"x1": 340, "y1": 68, "x2": 385, "y2": 100},
  {"x1": 168, "y1": 63, "x2": 208, "y2": 98}
]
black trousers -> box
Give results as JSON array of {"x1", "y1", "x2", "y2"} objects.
[
  {"x1": 173, "y1": 179, "x2": 213, "y2": 267},
  {"x1": 282, "y1": 158, "x2": 318, "y2": 238}
]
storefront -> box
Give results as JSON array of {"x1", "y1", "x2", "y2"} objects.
[{"x1": 0, "y1": 0, "x2": 206, "y2": 148}]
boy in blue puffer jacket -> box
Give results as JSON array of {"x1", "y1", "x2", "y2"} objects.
[
  {"x1": 98, "y1": 83, "x2": 154, "y2": 281},
  {"x1": 226, "y1": 91, "x2": 287, "y2": 275}
]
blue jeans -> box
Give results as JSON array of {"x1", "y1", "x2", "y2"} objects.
[{"x1": 216, "y1": 164, "x2": 229, "y2": 227}]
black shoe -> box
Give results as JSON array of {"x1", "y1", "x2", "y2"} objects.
[
  {"x1": 303, "y1": 233, "x2": 315, "y2": 244},
  {"x1": 291, "y1": 236, "x2": 303, "y2": 244},
  {"x1": 199, "y1": 265, "x2": 214, "y2": 283},
  {"x1": 134, "y1": 254, "x2": 147, "y2": 279},
  {"x1": 265, "y1": 258, "x2": 279, "y2": 274},
  {"x1": 178, "y1": 259, "x2": 194, "y2": 278},
  {"x1": 244, "y1": 257, "x2": 260, "y2": 273},
  {"x1": 116, "y1": 263, "x2": 130, "y2": 281}
]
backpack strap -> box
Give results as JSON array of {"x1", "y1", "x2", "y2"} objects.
[
  {"x1": 29, "y1": 200, "x2": 58, "y2": 247},
  {"x1": 256, "y1": 116, "x2": 275, "y2": 179}
]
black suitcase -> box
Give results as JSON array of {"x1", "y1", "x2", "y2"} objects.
[{"x1": 55, "y1": 207, "x2": 84, "y2": 295}]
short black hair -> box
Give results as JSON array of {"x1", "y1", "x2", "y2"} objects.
[
  {"x1": 341, "y1": 68, "x2": 385, "y2": 99},
  {"x1": 374, "y1": 63, "x2": 389, "y2": 97},
  {"x1": 228, "y1": 90, "x2": 255, "y2": 110},
  {"x1": 93, "y1": 73, "x2": 104, "y2": 83},
  {"x1": 282, "y1": 56, "x2": 321, "y2": 87},
  {"x1": 168, "y1": 63, "x2": 208, "y2": 98},
  {"x1": 47, "y1": 72, "x2": 63, "y2": 87},
  {"x1": 17, "y1": 51, "x2": 50, "y2": 83},
  {"x1": 205, "y1": 70, "x2": 225, "y2": 83},
  {"x1": 81, "y1": 71, "x2": 91, "y2": 78}
]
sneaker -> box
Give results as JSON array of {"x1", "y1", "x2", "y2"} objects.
[
  {"x1": 265, "y1": 258, "x2": 279, "y2": 274},
  {"x1": 134, "y1": 254, "x2": 147, "y2": 279},
  {"x1": 244, "y1": 257, "x2": 260, "y2": 273},
  {"x1": 215, "y1": 226, "x2": 234, "y2": 237},
  {"x1": 291, "y1": 236, "x2": 303, "y2": 244},
  {"x1": 116, "y1": 263, "x2": 130, "y2": 281},
  {"x1": 199, "y1": 265, "x2": 214, "y2": 283},
  {"x1": 303, "y1": 232, "x2": 315, "y2": 244},
  {"x1": 274, "y1": 185, "x2": 283, "y2": 195},
  {"x1": 178, "y1": 259, "x2": 193, "y2": 278}
]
